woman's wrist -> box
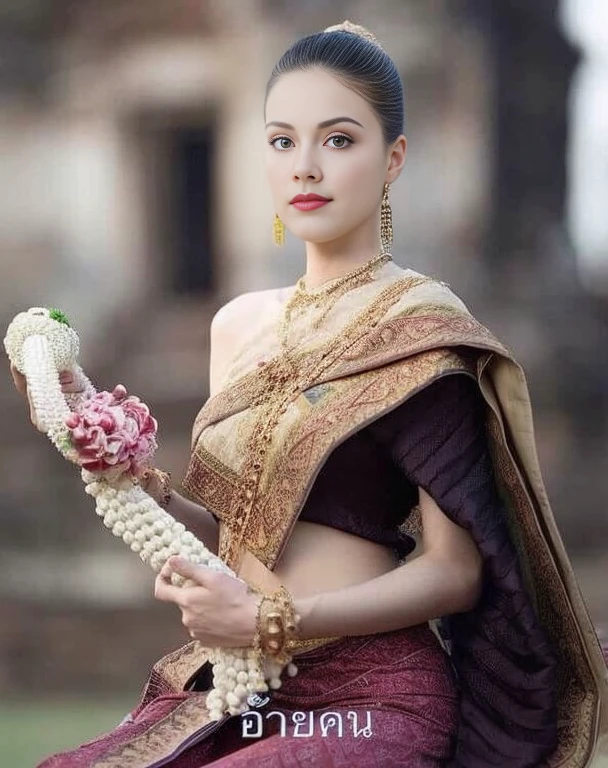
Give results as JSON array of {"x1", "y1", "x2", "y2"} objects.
[
  {"x1": 291, "y1": 593, "x2": 321, "y2": 640},
  {"x1": 139, "y1": 467, "x2": 173, "y2": 508}
]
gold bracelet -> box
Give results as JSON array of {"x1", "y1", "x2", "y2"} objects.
[
  {"x1": 253, "y1": 585, "x2": 301, "y2": 665},
  {"x1": 271, "y1": 586, "x2": 301, "y2": 637},
  {"x1": 139, "y1": 467, "x2": 173, "y2": 508}
]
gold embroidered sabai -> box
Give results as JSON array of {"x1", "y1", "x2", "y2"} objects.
[{"x1": 103, "y1": 258, "x2": 607, "y2": 768}]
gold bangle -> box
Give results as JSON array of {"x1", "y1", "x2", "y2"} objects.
[
  {"x1": 272, "y1": 586, "x2": 301, "y2": 636},
  {"x1": 139, "y1": 467, "x2": 173, "y2": 508},
  {"x1": 253, "y1": 585, "x2": 301, "y2": 665},
  {"x1": 253, "y1": 595, "x2": 275, "y2": 659}
]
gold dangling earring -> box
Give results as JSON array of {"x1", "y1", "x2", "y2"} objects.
[
  {"x1": 380, "y1": 183, "x2": 393, "y2": 253},
  {"x1": 273, "y1": 213, "x2": 285, "y2": 247}
]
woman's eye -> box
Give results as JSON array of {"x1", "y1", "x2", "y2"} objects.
[
  {"x1": 269, "y1": 137, "x2": 294, "y2": 150},
  {"x1": 326, "y1": 134, "x2": 352, "y2": 149}
]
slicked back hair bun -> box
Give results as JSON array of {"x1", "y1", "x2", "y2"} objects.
[{"x1": 264, "y1": 20, "x2": 404, "y2": 148}]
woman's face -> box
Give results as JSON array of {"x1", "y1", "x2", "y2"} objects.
[{"x1": 264, "y1": 68, "x2": 405, "y2": 246}]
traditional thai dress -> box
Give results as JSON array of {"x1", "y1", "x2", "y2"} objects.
[{"x1": 38, "y1": 256, "x2": 608, "y2": 768}]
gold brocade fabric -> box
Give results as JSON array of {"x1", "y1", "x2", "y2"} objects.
[{"x1": 150, "y1": 259, "x2": 606, "y2": 767}]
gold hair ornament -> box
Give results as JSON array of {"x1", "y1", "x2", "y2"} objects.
[{"x1": 323, "y1": 20, "x2": 384, "y2": 51}]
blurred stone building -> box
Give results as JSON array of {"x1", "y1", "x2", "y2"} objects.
[{"x1": 0, "y1": 0, "x2": 605, "y2": 695}]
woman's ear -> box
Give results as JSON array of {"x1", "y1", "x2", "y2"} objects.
[{"x1": 386, "y1": 134, "x2": 407, "y2": 184}]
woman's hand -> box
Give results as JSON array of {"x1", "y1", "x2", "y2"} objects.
[
  {"x1": 154, "y1": 557, "x2": 260, "y2": 649},
  {"x1": 8, "y1": 362, "x2": 84, "y2": 432},
  {"x1": 10, "y1": 361, "x2": 40, "y2": 430}
]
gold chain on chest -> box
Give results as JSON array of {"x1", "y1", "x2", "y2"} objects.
[
  {"x1": 278, "y1": 251, "x2": 392, "y2": 352},
  {"x1": 219, "y1": 269, "x2": 433, "y2": 568}
]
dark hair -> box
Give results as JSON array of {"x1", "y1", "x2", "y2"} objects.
[{"x1": 264, "y1": 28, "x2": 404, "y2": 147}]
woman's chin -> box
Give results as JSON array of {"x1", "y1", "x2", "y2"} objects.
[{"x1": 287, "y1": 225, "x2": 348, "y2": 245}]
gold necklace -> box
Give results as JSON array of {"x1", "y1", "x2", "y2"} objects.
[{"x1": 279, "y1": 251, "x2": 392, "y2": 351}]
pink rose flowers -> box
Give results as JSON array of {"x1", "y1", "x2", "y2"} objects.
[{"x1": 65, "y1": 384, "x2": 158, "y2": 478}]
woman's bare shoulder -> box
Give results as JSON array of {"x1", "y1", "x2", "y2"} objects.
[
  {"x1": 209, "y1": 287, "x2": 294, "y2": 396},
  {"x1": 212, "y1": 286, "x2": 293, "y2": 331}
]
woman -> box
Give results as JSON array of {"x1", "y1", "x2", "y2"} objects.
[{"x1": 11, "y1": 20, "x2": 608, "y2": 768}]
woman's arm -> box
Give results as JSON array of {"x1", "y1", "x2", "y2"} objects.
[
  {"x1": 294, "y1": 374, "x2": 489, "y2": 639},
  {"x1": 166, "y1": 491, "x2": 220, "y2": 556},
  {"x1": 295, "y1": 490, "x2": 482, "y2": 638},
  {"x1": 143, "y1": 471, "x2": 220, "y2": 555}
]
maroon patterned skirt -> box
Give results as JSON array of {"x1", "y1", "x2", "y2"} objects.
[{"x1": 38, "y1": 623, "x2": 459, "y2": 768}]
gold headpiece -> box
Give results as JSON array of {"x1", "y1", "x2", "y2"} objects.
[{"x1": 323, "y1": 20, "x2": 384, "y2": 51}]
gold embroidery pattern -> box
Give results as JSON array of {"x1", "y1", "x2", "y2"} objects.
[
  {"x1": 279, "y1": 252, "x2": 393, "y2": 351},
  {"x1": 149, "y1": 640, "x2": 210, "y2": 693},
  {"x1": 188, "y1": 275, "x2": 442, "y2": 446},
  {"x1": 92, "y1": 694, "x2": 222, "y2": 768},
  {"x1": 181, "y1": 444, "x2": 238, "y2": 523},
  {"x1": 191, "y1": 379, "x2": 252, "y2": 449},
  {"x1": 183, "y1": 351, "x2": 474, "y2": 562},
  {"x1": 333, "y1": 304, "x2": 511, "y2": 373},
  {"x1": 189, "y1": 298, "x2": 507, "y2": 451},
  {"x1": 184, "y1": 310, "x2": 502, "y2": 569},
  {"x1": 217, "y1": 276, "x2": 432, "y2": 570},
  {"x1": 254, "y1": 349, "x2": 475, "y2": 568},
  {"x1": 90, "y1": 642, "x2": 217, "y2": 768},
  {"x1": 486, "y1": 413, "x2": 597, "y2": 768}
]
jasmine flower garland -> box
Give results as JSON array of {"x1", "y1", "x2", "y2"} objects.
[{"x1": 3, "y1": 307, "x2": 297, "y2": 720}]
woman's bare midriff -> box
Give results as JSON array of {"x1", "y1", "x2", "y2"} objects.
[{"x1": 273, "y1": 520, "x2": 399, "y2": 598}]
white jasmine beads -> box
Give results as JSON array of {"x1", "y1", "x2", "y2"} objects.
[{"x1": 3, "y1": 306, "x2": 297, "y2": 721}]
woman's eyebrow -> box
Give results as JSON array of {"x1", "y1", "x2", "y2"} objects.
[{"x1": 265, "y1": 116, "x2": 364, "y2": 130}]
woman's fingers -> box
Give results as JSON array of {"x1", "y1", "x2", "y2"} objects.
[
  {"x1": 10, "y1": 363, "x2": 81, "y2": 396},
  {"x1": 9, "y1": 362, "x2": 27, "y2": 397},
  {"x1": 58, "y1": 370, "x2": 84, "y2": 394},
  {"x1": 8, "y1": 362, "x2": 82, "y2": 430},
  {"x1": 27, "y1": 391, "x2": 42, "y2": 431},
  {"x1": 8, "y1": 362, "x2": 38, "y2": 427}
]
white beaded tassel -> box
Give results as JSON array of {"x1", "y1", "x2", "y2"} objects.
[
  {"x1": 84, "y1": 471, "x2": 301, "y2": 718},
  {"x1": 82, "y1": 471, "x2": 281, "y2": 719},
  {"x1": 21, "y1": 334, "x2": 73, "y2": 449},
  {"x1": 4, "y1": 309, "x2": 298, "y2": 721}
]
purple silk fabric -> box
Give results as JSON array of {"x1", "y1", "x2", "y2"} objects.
[
  {"x1": 37, "y1": 624, "x2": 458, "y2": 768},
  {"x1": 366, "y1": 374, "x2": 558, "y2": 767},
  {"x1": 298, "y1": 404, "x2": 418, "y2": 558}
]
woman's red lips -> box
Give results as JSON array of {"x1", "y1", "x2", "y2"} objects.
[
  {"x1": 290, "y1": 193, "x2": 332, "y2": 211},
  {"x1": 290, "y1": 193, "x2": 331, "y2": 203}
]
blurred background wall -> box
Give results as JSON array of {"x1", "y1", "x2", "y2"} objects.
[{"x1": 0, "y1": 0, "x2": 606, "y2": 755}]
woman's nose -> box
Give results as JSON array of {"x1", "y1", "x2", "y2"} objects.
[
  {"x1": 292, "y1": 152, "x2": 322, "y2": 181},
  {"x1": 293, "y1": 168, "x2": 321, "y2": 183}
]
